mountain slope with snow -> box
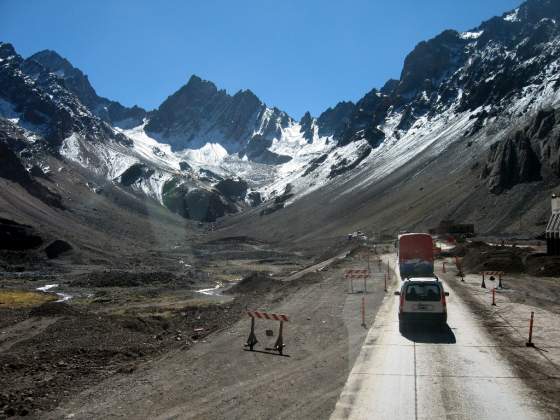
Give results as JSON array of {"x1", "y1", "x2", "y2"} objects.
[{"x1": 2, "y1": 0, "x2": 560, "y2": 234}]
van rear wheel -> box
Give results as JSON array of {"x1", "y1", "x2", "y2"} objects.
[
  {"x1": 438, "y1": 314, "x2": 447, "y2": 330},
  {"x1": 398, "y1": 315, "x2": 407, "y2": 332}
]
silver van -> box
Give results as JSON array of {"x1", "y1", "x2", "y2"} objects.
[{"x1": 395, "y1": 277, "x2": 449, "y2": 327}]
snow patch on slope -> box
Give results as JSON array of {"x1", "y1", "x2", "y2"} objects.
[
  {"x1": 504, "y1": 9, "x2": 520, "y2": 22},
  {"x1": 460, "y1": 30, "x2": 484, "y2": 40},
  {"x1": 180, "y1": 143, "x2": 228, "y2": 166},
  {"x1": 61, "y1": 132, "x2": 138, "y2": 179},
  {"x1": 119, "y1": 123, "x2": 180, "y2": 171}
]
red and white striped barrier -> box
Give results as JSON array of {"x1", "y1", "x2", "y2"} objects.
[
  {"x1": 344, "y1": 269, "x2": 369, "y2": 279},
  {"x1": 245, "y1": 310, "x2": 289, "y2": 355},
  {"x1": 247, "y1": 310, "x2": 289, "y2": 322}
]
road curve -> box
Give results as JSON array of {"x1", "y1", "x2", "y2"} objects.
[{"x1": 330, "y1": 269, "x2": 547, "y2": 420}]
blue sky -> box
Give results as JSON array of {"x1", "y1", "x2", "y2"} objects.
[{"x1": 1, "y1": 0, "x2": 522, "y2": 119}]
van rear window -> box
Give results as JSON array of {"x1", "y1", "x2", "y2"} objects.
[{"x1": 405, "y1": 283, "x2": 441, "y2": 302}]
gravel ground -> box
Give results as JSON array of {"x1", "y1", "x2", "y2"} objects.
[{"x1": 42, "y1": 250, "x2": 393, "y2": 420}]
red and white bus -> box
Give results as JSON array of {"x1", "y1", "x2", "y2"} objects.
[{"x1": 397, "y1": 233, "x2": 434, "y2": 279}]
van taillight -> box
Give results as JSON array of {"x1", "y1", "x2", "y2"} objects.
[
  {"x1": 399, "y1": 293, "x2": 404, "y2": 310},
  {"x1": 441, "y1": 290, "x2": 447, "y2": 307}
]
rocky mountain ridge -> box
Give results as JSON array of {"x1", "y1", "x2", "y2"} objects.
[
  {"x1": 23, "y1": 49, "x2": 147, "y2": 128},
  {"x1": 1, "y1": 0, "x2": 560, "y2": 230},
  {"x1": 145, "y1": 75, "x2": 293, "y2": 158}
]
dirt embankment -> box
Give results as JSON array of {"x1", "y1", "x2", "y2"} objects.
[
  {"x1": 226, "y1": 271, "x2": 322, "y2": 296},
  {"x1": 459, "y1": 241, "x2": 560, "y2": 277}
]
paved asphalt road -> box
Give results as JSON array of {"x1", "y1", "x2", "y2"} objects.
[{"x1": 330, "y1": 260, "x2": 547, "y2": 420}]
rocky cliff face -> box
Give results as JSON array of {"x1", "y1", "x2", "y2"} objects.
[
  {"x1": 0, "y1": 42, "x2": 130, "y2": 149},
  {"x1": 316, "y1": 101, "x2": 355, "y2": 140},
  {"x1": 0, "y1": 119, "x2": 62, "y2": 208},
  {"x1": 145, "y1": 75, "x2": 292, "y2": 153},
  {"x1": 482, "y1": 108, "x2": 560, "y2": 193},
  {"x1": 482, "y1": 131, "x2": 542, "y2": 193}
]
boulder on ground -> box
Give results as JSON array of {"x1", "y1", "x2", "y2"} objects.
[{"x1": 45, "y1": 240, "x2": 72, "y2": 259}]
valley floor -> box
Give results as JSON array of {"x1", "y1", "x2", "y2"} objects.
[
  {"x1": 2, "y1": 241, "x2": 560, "y2": 419},
  {"x1": 45, "y1": 247, "x2": 393, "y2": 420}
]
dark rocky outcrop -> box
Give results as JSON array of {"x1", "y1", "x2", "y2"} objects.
[
  {"x1": 316, "y1": 101, "x2": 355, "y2": 139},
  {"x1": 303, "y1": 154, "x2": 328, "y2": 177},
  {"x1": 247, "y1": 191, "x2": 263, "y2": 207},
  {"x1": 396, "y1": 30, "x2": 468, "y2": 98},
  {"x1": 163, "y1": 184, "x2": 235, "y2": 222},
  {"x1": 328, "y1": 145, "x2": 372, "y2": 179},
  {"x1": 198, "y1": 168, "x2": 223, "y2": 183},
  {"x1": 0, "y1": 218, "x2": 43, "y2": 250},
  {"x1": 380, "y1": 79, "x2": 399, "y2": 95},
  {"x1": 179, "y1": 161, "x2": 192, "y2": 172},
  {"x1": 214, "y1": 178, "x2": 248, "y2": 201},
  {"x1": 45, "y1": 239, "x2": 72, "y2": 259},
  {"x1": 260, "y1": 184, "x2": 294, "y2": 216},
  {"x1": 482, "y1": 132, "x2": 542, "y2": 193},
  {"x1": 299, "y1": 111, "x2": 314, "y2": 142},
  {"x1": 240, "y1": 134, "x2": 291, "y2": 164},
  {"x1": 481, "y1": 107, "x2": 560, "y2": 193},
  {"x1": 118, "y1": 163, "x2": 155, "y2": 187},
  {"x1": 0, "y1": 128, "x2": 63, "y2": 208},
  {"x1": 338, "y1": 89, "x2": 388, "y2": 147}
]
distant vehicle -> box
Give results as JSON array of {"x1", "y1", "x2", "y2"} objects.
[
  {"x1": 397, "y1": 233, "x2": 434, "y2": 278},
  {"x1": 347, "y1": 231, "x2": 368, "y2": 241},
  {"x1": 395, "y1": 277, "x2": 449, "y2": 327}
]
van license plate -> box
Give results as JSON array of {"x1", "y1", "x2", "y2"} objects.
[{"x1": 416, "y1": 304, "x2": 433, "y2": 310}]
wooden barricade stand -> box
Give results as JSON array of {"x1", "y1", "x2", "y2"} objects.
[
  {"x1": 344, "y1": 269, "x2": 369, "y2": 294},
  {"x1": 480, "y1": 271, "x2": 504, "y2": 289},
  {"x1": 245, "y1": 311, "x2": 289, "y2": 355}
]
